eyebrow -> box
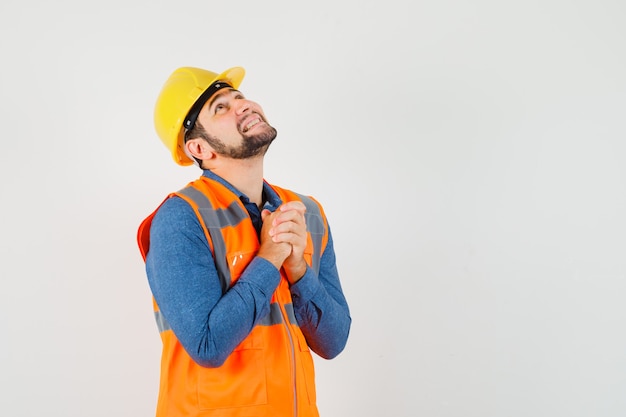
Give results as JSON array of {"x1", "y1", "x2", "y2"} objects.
[{"x1": 207, "y1": 88, "x2": 240, "y2": 111}]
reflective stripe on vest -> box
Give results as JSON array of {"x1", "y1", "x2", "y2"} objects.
[
  {"x1": 155, "y1": 302, "x2": 297, "y2": 333},
  {"x1": 155, "y1": 310, "x2": 171, "y2": 332},
  {"x1": 294, "y1": 192, "x2": 325, "y2": 275},
  {"x1": 177, "y1": 186, "x2": 244, "y2": 294}
]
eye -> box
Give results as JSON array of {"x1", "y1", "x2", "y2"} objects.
[{"x1": 214, "y1": 103, "x2": 227, "y2": 114}]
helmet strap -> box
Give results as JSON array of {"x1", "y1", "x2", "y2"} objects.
[{"x1": 183, "y1": 81, "x2": 232, "y2": 131}]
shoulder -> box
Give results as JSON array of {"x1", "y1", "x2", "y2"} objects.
[
  {"x1": 154, "y1": 194, "x2": 194, "y2": 216},
  {"x1": 151, "y1": 195, "x2": 201, "y2": 235}
]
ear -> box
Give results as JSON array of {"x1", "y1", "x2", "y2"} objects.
[{"x1": 185, "y1": 138, "x2": 216, "y2": 162}]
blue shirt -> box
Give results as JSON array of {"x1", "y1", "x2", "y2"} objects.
[{"x1": 145, "y1": 170, "x2": 351, "y2": 367}]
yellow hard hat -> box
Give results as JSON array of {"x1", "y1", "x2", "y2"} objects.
[{"x1": 154, "y1": 66, "x2": 245, "y2": 165}]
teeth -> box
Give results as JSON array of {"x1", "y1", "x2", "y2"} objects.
[{"x1": 244, "y1": 118, "x2": 260, "y2": 132}]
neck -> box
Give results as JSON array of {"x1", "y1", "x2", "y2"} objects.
[{"x1": 209, "y1": 157, "x2": 265, "y2": 206}]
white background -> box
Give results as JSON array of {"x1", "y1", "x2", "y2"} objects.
[{"x1": 1, "y1": 1, "x2": 625, "y2": 416}]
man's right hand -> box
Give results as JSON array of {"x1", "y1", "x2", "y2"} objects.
[{"x1": 256, "y1": 208, "x2": 292, "y2": 269}]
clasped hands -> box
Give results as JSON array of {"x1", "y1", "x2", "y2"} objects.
[{"x1": 257, "y1": 201, "x2": 308, "y2": 284}]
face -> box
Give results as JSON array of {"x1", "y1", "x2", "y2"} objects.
[{"x1": 195, "y1": 88, "x2": 277, "y2": 159}]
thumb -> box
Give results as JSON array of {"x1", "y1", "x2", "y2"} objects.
[{"x1": 261, "y1": 208, "x2": 271, "y2": 220}]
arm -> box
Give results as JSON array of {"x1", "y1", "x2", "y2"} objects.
[
  {"x1": 145, "y1": 197, "x2": 281, "y2": 367},
  {"x1": 289, "y1": 228, "x2": 351, "y2": 359},
  {"x1": 262, "y1": 202, "x2": 351, "y2": 358}
]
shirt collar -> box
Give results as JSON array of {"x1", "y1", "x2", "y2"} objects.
[{"x1": 202, "y1": 169, "x2": 282, "y2": 211}]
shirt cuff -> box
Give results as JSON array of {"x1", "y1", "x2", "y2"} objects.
[
  {"x1": 238, "y1": 256, "x2": 282, "y2": 294},
  {"x1": 289, "y1": 265, "x2": 320, "y2": 304}
]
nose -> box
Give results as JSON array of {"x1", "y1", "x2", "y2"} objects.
[{"x1": 235, "y1": 99, "x2": 252, "y2": 115}]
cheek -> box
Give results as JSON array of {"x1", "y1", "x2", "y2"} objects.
[
  {"x1": 249, "y1": 101, "x2": 265, "y2": 115},
  {"x1": 209, "y1": 118, "x2": 240, "y2": 136}
]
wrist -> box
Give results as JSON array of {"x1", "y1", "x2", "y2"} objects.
[
  {"x1": 285, "y1": 260, "x2": 307, "y2": 284},
  {"x1": 256, "y1": 248, "x2": 286, "y2": 271}
]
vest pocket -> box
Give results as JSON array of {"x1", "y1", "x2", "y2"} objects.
[
  {"x1": 227, "y1": 250, "x2": 257, "y2": 284},
  {"x1": 197, "y1": 331, "x2": 267, "y2": 409}
]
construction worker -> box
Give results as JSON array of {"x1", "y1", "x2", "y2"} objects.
[{"x1": 137, "y1": 66, "x2": 351, "y2": 417}]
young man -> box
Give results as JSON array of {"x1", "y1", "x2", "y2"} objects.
[{"x1": 137, "y1": 66, "x2": 351, "y2": 417}]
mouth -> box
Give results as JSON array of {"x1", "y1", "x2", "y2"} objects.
[{"x1": 241, "y1": 114, "x2": 265, "y2": 133}]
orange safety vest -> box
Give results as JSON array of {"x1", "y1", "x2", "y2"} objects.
[{"x1": 137, "y1": 175, "x2": 329, "y2": 417}]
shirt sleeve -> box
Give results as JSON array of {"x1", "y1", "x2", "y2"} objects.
[
  {"x1": 289, "y1": 226, "x2": 352, "y2": 359},
  {"x1": 145, "y1": 196, "x2": 281, "y2": 367}
]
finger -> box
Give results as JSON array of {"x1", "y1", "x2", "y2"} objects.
[
  {"x1": 272, "y1": 214, "x2": 308, "y2": 232},
  {"x1": 261, "y1": 208, "x2": 272, "y2": 220},
  {"x1": 270, "y1": 220, "x2": 295, "y2": 236},
  {"x1": 273, "y1": 208, "x2": 306, "y2": 227},
  {"x1": 271, "y1": 223, "x2": 307, "y2": 244},
  {"x1": 279, "y1": 201, "x2": 307, "y2": 214},
  {"x1": 272, "y1": 229, "x2": 305, "y2": 245}
]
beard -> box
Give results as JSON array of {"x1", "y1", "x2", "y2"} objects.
[{"x1": 206, "y1": 124, "x2": 278, "y2": 160}]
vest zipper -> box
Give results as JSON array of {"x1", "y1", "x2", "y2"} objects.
[{"x1": 277, "y1": 287, "x2": 298, "y2": 416}]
